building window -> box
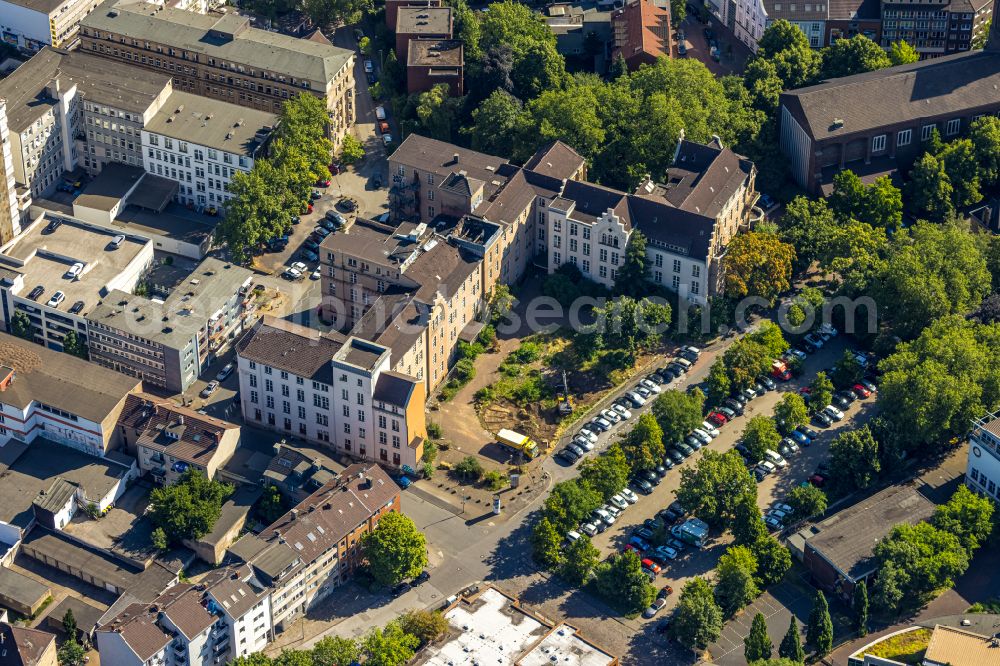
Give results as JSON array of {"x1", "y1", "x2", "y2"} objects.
[
  {"x1": 897, "y1": 129, "x2": 912, "y2": 147},
  {"x1": 921, "y1": 124, "x2": 936, "y2": 141},
  {"x1": 871, "y1": 134, "x2": 887, "y2": 153},
  {"x1": 946, "y1": 118, "x2": 961, "y2": 135}
]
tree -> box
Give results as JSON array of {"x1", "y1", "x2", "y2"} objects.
[
  {"x1": 62, "y1": 608, "x2": 77, "y2": 639},
  {"x1": 778, "y1": 617, "x2": 805, "y2": 662},
  {"x1": 57, "y1": 637, "x2": 86, "y2": 666},
  {"x1": 302, "y1": 0, "x2": 370, "y2": 27},
  {"x1": 312, "y1": 636, "x2": 359, "y2": 666},
  {"x1": 888, "y1": 40, "x2": 920, "y2": 65},
  {"x1": 151, "y1": 527, "x2": 168, "y2": 551},
  {"x1": 832, "y1": 349, "x2": 864, "y2": 389},
  {"x1": 829, "y1": 171, "x2": 902, "y2": 231},
  {"x1": 733, "y1": 494, "x2": 769, "y2": 547},
  {"x1": 559, "y1": 534, "x2": 600, "y2": 585},
  {"x1": 723, "y1": 339, "x2": 772, "y2": 392},
  {"x1": 742, "y1": 416, "x2": 781, "y2": 462},
  {"x1": 10, "y1": 311, "x2": 33, "y2": 341},
  {"x1": 745, "y1": 612, "x2": 773, "y2": 663},
  {"x1": 940, "y1": 138, "x2": 982, "y2": 207},
  {"x1": 706, "y1": 359, "x2": 732, "y2": 407},
  {"x1": 340, "y1": 134, "x2": 365, "y2": 165},
  {"x1": 808, "y1": 372, "x2": 833, "y2": 414},
  {"x1": 361, "y1": 512, "x2": 428, "y2": 587},
  {"x1": 652, "y1": 389, "x2": 705, "y2": 445},
  {"x1": 399, "y1": 610, "x2": 449, "y2": 646},
  {"x1": 216, "y1": 159, "x2": 298, "y2": 265},
  {"x1": 748, "y1": 321, "x2": 788, "y2": 359},
  {"x1": 232, "y1": 655, "x2": 275, "y2": 666},
  {"x1": 773, "y1": 394, "x2": 808, "y2": 435},
  {"x1": 619, "y1": 413, "x2": 665, "y2": 472},
  {"x1": 579, "y1": 444, "x2": 630, "y2": 501},
  {"x1": 821, "y1": 35, "x2": 890, "y2": 78},
  {"x1": 61, "y1": 330, "x2": 88, "y2": 359},
  {"x1": 479, "y1": 0, "x2": 566, "y2": 100},
  {"x1": 593, "y1": 552, "x2": 656, "y2": 614},
  {"x1": 931, "y1": 484, "x2": 995, "y2": 554},
  {"x1": 276, "y1": 94, "x2": 334, "y2": 184},
  {"x1": 362, "y1": 622, "x2": 420, "y2": 666},
  {"x1": 853, "y1": 582, "x2": 869, "y2": 637},
  {"x1": 670, "y1": 577, "x2": 724, "y2": 649},
  {"x1": 786, "y1": 485, "x2": 827, "y2": 522},
  {"x1": 873, "y1": 522, "x2": 969, "y2": 612},
  {"x1": 532, "y1": 516, "x2": 564, "y2": 569},
  {"x1": 467, "y1": 90, "x2": 523, "y2": 157},
  {"x1": 974, "y1": 18, "x2": 992, "y2": 49},
  {"x1": 715, "y1": 545, "x2": 760, "y2": 616},
  {"x1": 778, "y1": 196, "x2": 836, "y2": 270},
  {"x1": 907, "y1": 152, "x2": 954, "y2": 223},
  {"x1": 544, "y1": 479, "x2": 603, "y2": 531},
  {"x1": 257, "y1": 486, "x2": 286, "y2": 524},
  {"x1": 454, "y1": 456, "x2": 483, "y2": 481},
  {"x1": 677, "y1": 450, "x2": 756, "y2": 527},
  {"x1": 829, "y1": 426, "x2": 881, "y2": 494},
  {"x1": 969, "y1": 115, "x2": 1000, "y2": 187},
  {"x1": 724, "y1": 231, "x2": 795, "y2": 302},
  {"x1": 757, "y1": 19, "x2": 812, "y2": 58},
  {"x1": 148, "y1": 468, "x2": 233, "y2": 545},
  {"x1": 615, "y1": 231, "x2": 649, "y2": 296},
  {"x1": 806, "y1": 590, "x2": 833, "y2": 656},
  {"x1": 752, "y1": 535, "x2": 792, "y2": 586},
  {"x1": 755, "y1": 20, "x2": 821, "y2": 88},
  {"x1": 670, "y1": 0, "x2": 687, "y2": 24},
  {"x1": 609, "y1": 52, "x2": 628, "y2": 79},
  {"x1": 448, "y1": 0, "x2": 482, "y2": 62}
]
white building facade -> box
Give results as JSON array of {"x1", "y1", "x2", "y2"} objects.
[
  {"x1": 967, "y1": 411, "x2": 1000, "y2": 503},
  {"x1": 734, "y1": 0, "x2": 768, "y2": 51},
  {"x1": 140, "y1": 132, "x2": 255, "y2": 210}
]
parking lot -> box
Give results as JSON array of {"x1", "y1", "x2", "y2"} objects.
[{"x1": 551, "y1": 332, "x2": 873, "y2": 624}]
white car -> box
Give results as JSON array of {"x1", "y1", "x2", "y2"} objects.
[
  {"x1": 785, "y1": 348, "x2": 807, "y2": 362},
  {"x1": 578, "y1": 428, "x2": 599, "y2": 443},
  {"x1": 65, "y1": 262, "x2": 84, "y2": 279},
  {"x1": 612, "y1": 404, "x2": 632, "y2": 419},
  {"x1": 640, "y1": 379, "x2": 662, "y2": 394},
  {"x1": 566, "y1": 530, "x2": 581, "y2": 543},
  {"x1": 594, "y1": 508, "x2": 615, "y2": 525},
  {"x1": 601, "y1": 409, "x2": 622, "y2": 424},
  {"x1": 823, "y1": 405, "x2": 845, "y2": 421},
  {"x1": 109, "y1": 234, "x2": 126, "y2": 249},
  {"x1": 635, "y1": 386, "x2": 652, "y2": 398},
  {"x1": 609, "y1": 494, "x2": 629, "y2": 511},
  {"x1": 700, "y1": 422, "x2": 720, "y2": 438},
  {"x1": 216, "y1": 363, "x2": 234, "y2": 381},
  {"x1": 804, "y1": 333, "x2": 825, "y2": 348},
  {"x1": 820, "y1": 323, "x2": 838, "y2": 337},
  {"x1": 291, "y1": 261, "x2": 307, "y2": 273},
  {"x1": 283, "y1": 267, "x2": 303, "y2": 281},
  {"x1": 755, "y1": 460, "x2": 777, "y2": 475},
  {"x1": 603, "y1": 503, "x2": 622, "y2": 518},
  {"x1": 766, "y1": 508, "x2": 789, "y2": 521},
  {"x1": 691, "y1": 429, "x2": 712, "y2": 446},
  {"x1": 310, "y1": 268, "x2": 321, "y2": 280},
  {"x1": 591, "y1": 417, "x2": 611, "y2": 432},
  {"x1": 620, "y1": 488, "x2": 639, "y2": 504},
  {"x1": 764, "y1": 515, "x2": 783, "y2": 531},
  {"x1": 625, "y1": 392, "x2": 646, "y2": 407},
  {"x1": 572, "y1": 435, "x2": 595, "y2": 452},
  {"x1": 47, "y1": 291, "x2": 66, "y2": 307},
  {"x1": 580, "y1": 522, "x2": 599, "y2": 537},
  {"x1": 771, "y1": 503, "x2": 793, "y2": 514}
]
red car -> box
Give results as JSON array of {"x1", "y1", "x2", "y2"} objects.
[
  {"x1": 852, "y1": 383, "x2": 872, "y2": 398},
  {"x1": 317, "y1": 178, "x2": 331, "y2": 187},
  {"x1": 808, "y1": 474, "x2": 826, "y2": 487},
  {"x1": 641, "y1": 559, "x2": 662, "y2": 575},
  {"x1": 624, "y1": 543, "x2": 643, "y2": 556},
  {"x1": 707, "y1": 411, "x2": 728, "y2": 426}
]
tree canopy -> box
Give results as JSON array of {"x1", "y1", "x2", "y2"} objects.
[
  {"x1": 677, "y1": 450, "x2": 756, "y2": 526},
  {"x1": 652, "y1": 389, "x2": 706, "y2": 445},
  {"x1": 669, "y1": 577, "x2": 724, "y2": 650},
  {"x1": 361, "y1": 512, "x2": 428, "y2": 586},
  {"x1": 148, "y1": 469, "x2": 233, "y2": 544}
]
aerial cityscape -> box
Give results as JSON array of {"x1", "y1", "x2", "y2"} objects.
[{"x1": 0, "y1": 0, "x2": 997, "y2": 663}]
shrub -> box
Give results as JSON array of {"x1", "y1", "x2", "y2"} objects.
[
  {"x1": 510, "y1": 341, "x2": 542, "y2": 364},
  {"x1": 454, "y1": 456, "x2": 483, "y2": 481},
  {"x1": 483, "y1": 470, "x2": 507, "y2": 490},
  {"x1": 426, "y1": 422, "x2": 443, "y2": 439}
]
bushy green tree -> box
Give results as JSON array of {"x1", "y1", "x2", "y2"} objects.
[
  {"x1": 148, "y1": 469, "x2": 233, "y2": 544},
  {"x1": 806, "y1": 590, "x2": 833, "y2": 656},
  {"x1": 873, "y1": 521, "x2": 969, "y2": 612},
  {"x1": 931, "y1": 484, "x2": 995, "y2": 553},
  {"x1": 778, "y1": 617, "x2": 804, "y2": 662},
  {"x1": 543, "y1": 479, "x2": 603, "y2": 531},
  {"x1": 531, "y1": 517, "x2": 563, "y2": 568},
  {"x1": 821, "y1": 35, "x2": 890, "y2": 78},
  {"x1": 853, "y1": 581, "x2": 869, "y2": 637},
  {"x1": 361, "y1": 621, "x2": 420, "y2": 666},
  {"x1": 592, "y1": 552, "x2": 656, "y2": 614},
  {"x1": 752, "y1": 535, "x2": 792, "y2": 586},
  {"x1": 652, "y1": 389, "x2": 705, "y2": 445},
  {"x1": 340, "y1": 134, "x2": 365, "y2": 164},
  {"x1": 579, "y1": 443, "x2": 630, "y2": 501},
  {"x1": 829, "y1": 427, "x2": 881, "y2": 495},
  {"x1": 559, "y1": 535, "x2": 600, "y2": 585},
  {"x1": 724, "y1": 232, "x2": 795, "y2": 302},
  {"x1": 744, "y1": 612, "x2": 773, "y2": 662},
  {"x1": 786, "y1": 485, "x2": 827, "y2": 522},
  {"x1": 361, "y1": 512, "x2": 428, "y2": 586},
  {"x1": 888, "y1": 40, "x2": 920, "y2": 65},
  {"x1": 61, "y1": 330, "x2": 88, "y2": 360},
  {"x1": 715, "y1": 545, "x2": 760, "y2": 616},
  {"x1": 10, "y1": 311, "x2": 33, "y2": 341},
  {"x1": 399, "y1": 610, "x2": 449, "y2": 646},
  {"x1": 808, "y1": 372, "x2": 833, "y2": 414},
  {"x1": 677, "y1": 450, "x2": 756, "y2": 526},
  {"x1": 614, "y1": 231, "x2": 649, "y2": 296},
  {"x1": 742, "y1": 415, "x2": 781, "y2": 462},
  {"x1": 312, "y1": 635, "x2": 359, "y2": 666},
  {"x1": 669, "y1": 577, "x2": 724, "y2": 650},
  {"x1": 619, "y1": 413, "x2": 665, "y2": 472},
  {"x1": 774, "y1": 393, "x2": 808, "y2": 435}
]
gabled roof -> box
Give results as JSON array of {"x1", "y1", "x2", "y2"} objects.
[
  {"x1": 119, "y1": 393, "x2": 239, "y2": 466},
  {"x1": 523, "y1": 141, "x2": 586, "y2": 180},
  {"x1": 0, "y1": 623, "x2": 55, "y2": 666},
  {"x1": 236, "y1": 316, "x2": 345, "y2": 383}
]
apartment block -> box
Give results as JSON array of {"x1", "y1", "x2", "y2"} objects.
[
  {"x1": 407, "y1": 40, "x2": 464, "y2": 96},
  {"x1": 967, "y1": 410, "x2": 1000, "y2": 503},
  {"x1": 87, "y1": 256, "x2": 254, "y2": 393},
  {"x1": 779, "y1": 25, "x2": 1000, "y2": 195},
  {"x1": 733, "y1": 0, "x2": 768, "y2": 51},
  {"x1": 236, "y1": 317, "x2": 426, "y2": 469},
  {"x1": 0, "y1": 331, "x2": 141, "y2": 456},
  {"x1": 227, "y1": 463, "x2": 399, "y2": 632},
  {"x1": 80, "y1": 0, "x2": 357, "y2": 147},
  {"x1": 386, "y1": 0, "x2": 441, "y2": 29},
  {"x1": 0, "y1": 47, "x2": 173, "y2": 239},
  {"x1": 395, "y1": 6, "x2": 453, "y2": 60},
  {"x1": 0, "y1": 0, "x2": 102, "y2": 52},
  {"x1": 116, "y1": 392, "x2": 240, "y2": 484},
  {"x1": 96, "y1": 567, "x2": 272, "y2": 666},
  {"x1": 140, "y1": 91, "x2": 275, "y2": 209},
  {"x1": 881, "y1": 0, "x2": 992, "y2": 56}
]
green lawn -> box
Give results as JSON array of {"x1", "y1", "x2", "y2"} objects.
[{"x1": 864, "y1": 628, "x2": 932, "y2": 665}]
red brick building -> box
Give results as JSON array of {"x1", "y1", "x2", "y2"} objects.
[
  {"x1": 407, "y1": 39, "x2": 464, "y2": 95},
  {"x1": 395, "y1": 6, "x2": 453, "y2": 61},
  {"x1": 386, "y1": 0, "x2": 442, "y2": 29}
]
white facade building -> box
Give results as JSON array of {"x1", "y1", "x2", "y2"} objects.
[
  {"x1": 140, "y1": 91, "x2": 275, "y2": 210},
  {"x1": 967, "y1": 411, "x2": 1000, "y2": 503},
  {"x1": 734, "y1": 0, "x2": 768, "y2": 51}
]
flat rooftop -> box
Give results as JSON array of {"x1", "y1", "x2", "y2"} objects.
[
  {"x1": 112, "y1": 202, "x2": 216, "y2": 246},
  {"x1": 144, "y1": 91, "x2": 276, "y2": 156},
  {"x1": 408, "y1": 39, "x2": 464, "y2": 67},
  {"x1": 0, "y1": 213, "x2": 151, "y2": 318},
  {"x1": 0, "y1": 437, "x2": 134, "y2": 530},
  {"x1": 0, "y1": 566, "x2": 50, "y2": 611},
  {"x1": 396, "y1": 6, "x2": 453, "y2": 33},
  {"x1": 74, "y1": 163, "x2": 147, "y2": 213}
]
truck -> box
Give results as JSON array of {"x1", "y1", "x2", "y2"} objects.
[
  {"x1": 771, "y1": 359, "x2": 792, "y2": 381},
  {"x1": 496, "y1": 428, "x2": 539, "y2": 460},
  {"x1": 671, "y1": 517, "x2": 709, "y2": 548}
]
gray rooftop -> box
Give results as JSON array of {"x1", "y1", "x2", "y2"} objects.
[
  {"x1": 144, "y1": 91, "x2": 276, "y2": 156},
  {"x1": 32, "y1": 478, "x2": 78, "y2": 515},
  {"x1": 74, "y1": 163, "x2": 147, "y2": 213},
  {"x1": 83, "y1": 0, "x2": 354, "y2": 88},
  {"x1": 0, "y1": 437, "x2": 133, "y2": 529},
  {"x1": 87, "y1": 256, "x2": 252, "y2": 348},
  {"x1": 3, "y1": 0, "x2": 65, "y2": 14},
  {"x1": 0, "y1": 47, "x2": 171, "y2": 132},
  {"x1": 396, "y1": 6, "x2": 453, "y2": 34},
  {"x1": 0, "y1": 567, "x2": 50, "y2": 610}
]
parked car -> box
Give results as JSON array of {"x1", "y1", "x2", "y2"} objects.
[
  {"x1": 700, "y1": 422, "x2": 720, "y2": 438},
  {"x1": 27, "y1": 285, "x2": 43, "y2": 301},
  {"x1": 665, "y1": 448, "x2": 685, "y2": 464},
  {"x1": 804, "y1": 333, "x2": 825, "y2": 348},
  {"x1": 707, "y1": 411, "x2": 728, "y2": 426},
  {"x1": 788, "y1": 430, "x2": 810, "y2": 446},
  {"x1": 578, "y1": 429, "x2": 599, "y2": 444},
  {"x1": 620, "y1": 488, "x2": 639, "y2": 504},
  {"x1": 216, "y1": 363, "x2": 235, "y2": 381},
  {"x1": 641, "y1": 559, "x2": 662, "y2": 575},
  {"x1": 674, "y1": 442, "x2": 695, "y2": 457},
  {"x1": 722, "y1": 398, "x2": 744, "y2": 416},
  {"x1": 797, "y1": 425, "x2": 819, "y2": 440},
  {"x1": 580, "y1": 522, "x2": 599, "y2": 536},
  {"x1": 633, "y1": 478, "x2": 654, "y2": 494},
  {"x1": 612, "y1": 404, "x2": 632, "y2": 419},
  {"x1": 759, "y1": 375, "x2": 777, "y2": 391},
  {"x1": 601, "y1": 409, "x2": 622, "y2": 424},
  {"x1": 717, "y1": 406, "x2": 737, "y2": 420},
  {"x1": 109, "y1": 234, "x2": 126, "y2": 249},
  {"x1": 852, "y1": 383, "x2": 872, "y2": 398},
  {"x1": 69, "y1": 300, "x2": 85, "y2": 314},
  {"x1": 566, "y1": 443, "x2": 585, "y2": 458},
  {"x1": 690, "y1": 429, "x2": 712, "y2": 446},
  {"x1": 558, "y1": 447, "x2": 580, "y2": 463},
  {"x1": 391, "y1": 581, "x2": 411, "y2": 597},
  {"x1": 823, "y1": 405, "x2": 845, "y2": 421},
  {"x1": 764, "y1": 515, "x2": 783, "y2": 531},
  {"x1": 47, "y1": 290, "x2": 66, "y2": 307},
  {"x1": 812, "y1": 411, "x2": 833, "y2": 427},
  {"x1": 780, "y1": 437, "x2": 800, "y2": 454},
  {"x1": 65, "y1": 262, "x2": 84, "y2": 279},
  {"x1": 200, "y1": 380, "x2": 220, "y2": 398}
]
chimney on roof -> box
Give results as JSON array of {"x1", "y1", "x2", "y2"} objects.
[
  {"x1": 453, "y1": 152, "x2": 460, "y2": 164},
  {"x1": 671, "y1": 128, "x2": 685, "y2": 165},
  {"x1": 290, "y1": 508, "x2": 299, "y2": 520}
]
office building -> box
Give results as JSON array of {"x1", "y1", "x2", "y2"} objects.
[
  {"x1": 881, "y1": 0, "x2": 992, "y2": 57},
  {"x1": 87, "y1": 256, "x2": 254, "y2": 393},
  {"x1": 0, "y1": 0, "x2": 102, "y2": 52},
  {"x1": 80, "y1": 0, "x2": 357, "y2": 147},
  {"x1": 235, "y1": 317, "x2": 426, "y2": 469},
  {"x1": 966, "y1": 409, "x2": 1000, "y2": 502},
  {"x1": 395, "y1": 6, "x2": 453, "y2": 60}
]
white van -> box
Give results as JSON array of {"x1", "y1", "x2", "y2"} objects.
[
  {"x1": 672, "y1": 357, "x2": 693, "y2": 371},
  {"x1": 764, "y1": 449, "x2": 788, "y2": 468},
  {"x1": 375, "y1": 105, "x2": 386, "y2": 121}
]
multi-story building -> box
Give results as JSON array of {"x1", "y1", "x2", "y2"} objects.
[
  {"x1": 227, "y1": 463, "x2": 399, "y2": 632},
  {"x1": 0, "y1": 47, "x2": 173, "y2": 239},
  {"x1": 545, "y1": 3, "x2": 613, "y2": 66},
  {"x1": 0, "y1": 0, "x2": 102, "y2": 52},
  {"x1": 0, "y1": 622, "x2": 57, "y2": 666},
  {"x1": 826, "y1": 0, "x2": 881, "y2": 46},
  {"x1": 236, "y1": 316, "x2": 426, "y2": 469},
  {"x1": 87, "y1": 256, "x2": 254, "y2": 393},
  {"x1": 117, "y1": 392, "x2": 240, "y2": 484},
  {"x1": 407, "y1": 40, "x2": 464, "y2": 95},
  {"x1": 611, "y1": 0, "x2": 671, "y2": 70},
  {"x1": 80, "y1": 0, "x2": 357, "y2": 148},
  {"x1": 141, "y1": 91, "x2": 275, "y2": 209},
  {"x1": 966, "y1": 410, "x2": 1000, "y2": 503},
  {"x1": 0, "y1": 100, "x2": 19, "y2": 248},
  {"x1": 881, "y1": 0, "x2": 992, "y2": 56},
  {"x1": 395, "y1": 6, "x2": 453, "y2": 60},
  {"x1": 0, "y1": 212, "x2": 154, "y2": 352},
  {"x1": 733, "y1": 0, "x2": 769, "y2": 51},
  {"x1": 96, "y1": 567, "x2": 272, "y2": 666},
  {"x1": 386, "y1": 0, "x2": 441, "y2": 28},
  {"x1": 779, "y1": 22, "x2": 1000, "y2": 194},
  {"x1": 0, "y1": 331, "x2": 141, "y2": 456},
  {"x1": 763, "y1": 0, "x2": 827, "y2": 46}
]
